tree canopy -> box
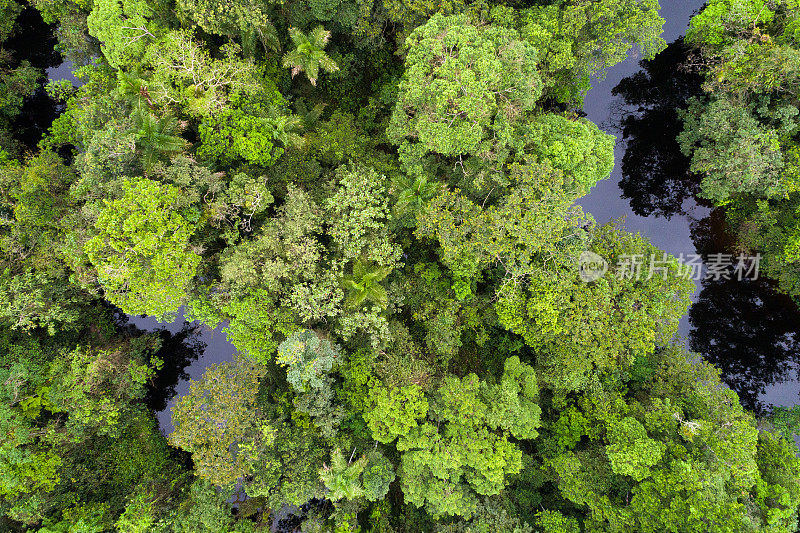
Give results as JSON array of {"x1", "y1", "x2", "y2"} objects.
[{"x1": 1, "y1": 0, "x2": 799, "y2": 531}]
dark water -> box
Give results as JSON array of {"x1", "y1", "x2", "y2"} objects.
[
  {"x1": 4, "y1": 7, "x2": 62, "y2": 152},
  {"x1": 47, "y1": 61, "x2": 79, "y2": 85},
  {"x1": 581, "y1": 0, "x2": 800, "y2": 414},
  {"x1": 579, "y1": 1, "x2": 710, "y2": 330},
  {"x1": 127, "y1": 312, "x2": 236, "y2": 433},
  {"x1": 14, "y1": 0, "x2": 800, "y2": 432}
]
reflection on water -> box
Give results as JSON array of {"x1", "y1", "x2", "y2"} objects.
[
  {"x1": 689, "y1": 275, "x2": 800, "y2": 414},
  {"x1": 127, "y1": 311, "x2": 236, "y2": 434},
  {"x1": 4, "y1": 7, "x2": 60, "y2": 71},
  {"x1": 13, "y1": 87, "x2": 64, "y2": 150},
  {"x1": 4, "y1": 7, "x2": 63, "y2": 152},
  {"x1": 578, "y1": 1, "x2": 710, "y2": 332},
  {"x1": 688, "y1": 212, "x2": 800, "y2": 414},
  {"x1": 612, "y1": 39, "x2": 800, "y2": 416},
  {"x1": 612, "y1": 39, "x2": 706, "y2": 219},
  {"x1": 144, "y1": 325, "x2": 207, "y2": 414},
  {"x1": 113, "y1": 312, "x2": 206, "y2": 428}
]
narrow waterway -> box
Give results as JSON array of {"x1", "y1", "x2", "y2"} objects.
[
  {"x1": 580, "y1": 0, "x2": 800, "y2": 415},
  {"x1": 578, "y1": 0, "x2": 709, "y2": 337},
  {"x1": 127, "y1": 312, "x2": 235, "y2": 432}
]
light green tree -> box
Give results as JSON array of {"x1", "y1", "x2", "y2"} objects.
[
  {"x1": 87, "y1": 0, "x2": 164, "y2": 68},
  {"x1": 84, "y1": 177, "x2": 201, "y2": 318},
  {"x1": 520, "y1": 0, "x2": 666, "y2": 104},
  {"x1": 362, "y1": 450, "x2": 395, "y2": 502},
  {"x1": 0, "y1": 150, "x2": 76, "y2": 274},
  {"x1": 540, "y1": 344, "x2": 800, "y2": 531},
  {"x1": 495, "y1": 223, "x2": 693, "y2": 392},
  {"x1": 0, "y1": 269, "x2": 84, "y2": 335},
  {"x1": 523, "y1": 113, "x2": 616, "y2": 194},
  {"x1": 221, "y1": 289, "x2": 299, "y2": 364},
  {"x1": 604, "y1": 417, "x2": 666, "y2": 481},
  {"x1": 388, "y1": 14, "x2": 541, "y2": 169},
  {"x1": 416, "y1": 161, "x2": 590, "y2": 280},
  {"x1": 217, "y1": 185, "x2": 344, "y2": 325},
  {"x1": 364, "y1": 383, "x2": 429, "y2": 444},
  {"x1": 685, "y1": 0, "x2": 800, "y2": 94},
  {"x1": 195, "y1": 89, "x2": 302, "y2": 168},
  {"x1": 325, "y1": 165, "x2": 398, "y2": 264},
  {"x1": 395, "y1": 360, "x2": 541, "y2": 519}
]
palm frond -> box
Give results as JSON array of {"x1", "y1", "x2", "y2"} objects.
[
  {"x1": 308, "y1": 25, "x2": 332, "y2": 47},
  {"x1": 282, "y1": 50, "x2": 305, "y2": 70},
  {"x1": 303, "y1": 103, "x2": 326, "y2": 126},
  {"x1": 134, "y1": 113, "x2": 187, "y2": 172},
  {"x1": 341, "y1": 279, "x2": 362, "y2": 292},
  {"x1": 305, "y1": 62, "x2": 320, "y2": 85},
  {"x1": 288, "y1": 27, "x2": 306, "y2": 48},
  {"x1": 352, "y1": 260, "x2": 368, "y2": 280},
  {"x1": 256, "y1": 20, "x2": 281, "y2": 52},
  {"x1": 367, "y1": 285, "x2": 388, "y2": 308},
  {"x1": 318, "y1": 55, "x2": 339, "y2": 74}
]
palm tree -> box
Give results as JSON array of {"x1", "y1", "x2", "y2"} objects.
[
  {"x1": 116, "y1": 70, "x2": 153, "y2": 114},
  {"x1": 319, "y1": 449, "x2": 366, "y2": 501},
  {"x1": 340, "y1": 260, "x2": 393, "y2": 309},
  {"x1": 133, "y1": 113, "x2": 187, "y2": 172},
  {"x1": 392, "y1": 174, "x2": 441, "y2": 218},
  {"x1": 293, "y1": 98, "x2": 326, "y2": 129},
  {"x1": 270, "y1": 112, "x2": 306, "y2": 149},
  {"x1": 239, "y1": 19, "x2": 280, "y2": 56},
  {"x1": 282, "y1": 26, "x2": 339, "y2": 86}
]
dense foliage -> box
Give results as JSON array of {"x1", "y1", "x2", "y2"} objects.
[{"x1": 1, "y1": 0, "x2": 800, "y2": 531}]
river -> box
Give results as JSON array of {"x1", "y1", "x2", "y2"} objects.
[
  {"x1": 16, "y1": 1, "x2": 800, "y2": 432},
  {"x1": 580, "y1": 0, "x2": 800, "y2": 416}
]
